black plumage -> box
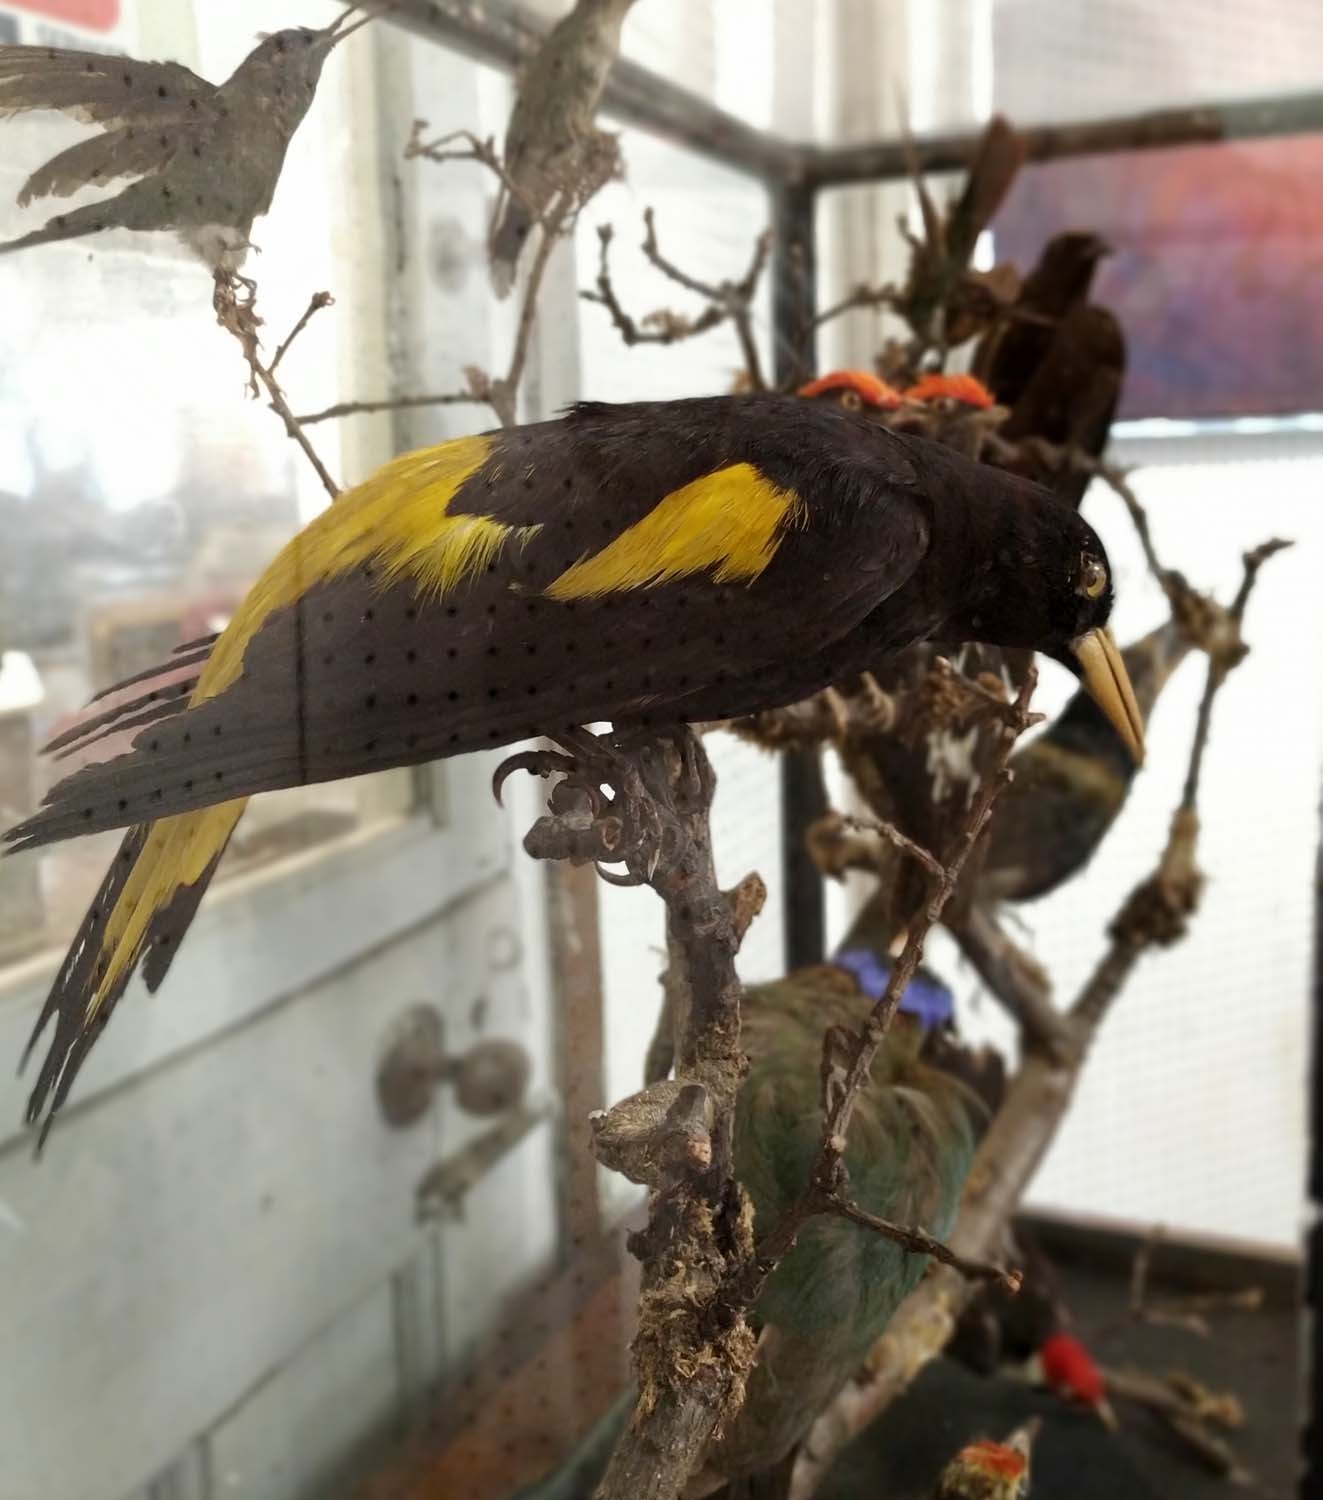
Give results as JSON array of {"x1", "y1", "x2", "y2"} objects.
[
  {"x1": 973, "y1": 231, "x2": 1111, "y2": 414},
  {"x1": 4, "y1": 393, "x2": 1142, "y2": 1134},
  {"x1": 997, "y1": 303, "x2": 1127, "y2": 509}
]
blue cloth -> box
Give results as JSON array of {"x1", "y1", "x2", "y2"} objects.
[{"x1": 831, "y1": 948, "x2": 955, "y2": 1031}]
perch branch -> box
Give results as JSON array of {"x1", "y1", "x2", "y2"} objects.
[
  {"x1": 716, "y1": 672, "x2": 1038, "y2": 1325},
  {"x1": 295, "y1": 387, "x2": 484, "y2": 426},
  {"x1": 1101, "y1": 1366, "x2": 1251, "y2": 1482},
  {"x1": 810, "y1": 280, "x2": 902, "y2": 333},
  {"x1": 825, "y1": 1195, "x2": 1021, "y2": 1291},
  {"x1": 304, "y1": 118, "x2": 606, "y2": 433},
  {"x1": 212, "y1": 272, "x2": 340, "y2": 501},
  {"x1": 503, "y1": 728, "x2": 761, "y2": 1500},
  {"x1": 717, "y1": 676, "x2": 897, "y2": 751},
  {"x1": 789, "y1": 537, "x2": 1289, "y2": 1499},
  {"x1": 582, "y1": 209, "x2": 772, "y2": 391},
  {"x1": 269, "y1": 289, "x2": 334, "y2": 375}
]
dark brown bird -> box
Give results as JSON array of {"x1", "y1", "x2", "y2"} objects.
[
  {"x1": 973, "y1": 231, "x2": 1111, "y2": 412},
  {"x1": 0, "y1": 7, "x2": 376, "y2": 268},
  {"x1": 4, "y1": 393, "x2": 1143, "y2": 1136},
  {"x1": 996, "y1": 303, "x2": 1127, "y2": 508}
]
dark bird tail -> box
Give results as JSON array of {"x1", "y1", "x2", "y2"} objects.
[
  {"x1": 20, "y1": 806, "x2": 244, "y2": 1143},
  {"x1": 488, "y1": 196, "x2": 531, "y2": 299},
  {"x1": 0, "y1": 200, "x2": 111, "y2": 256},
  {"x1": 946, "y1": 115, "x2": 1025, "y2": 268},
  {"x1": 14, "y1": 638, "x2": 246, "y2": 1141}
]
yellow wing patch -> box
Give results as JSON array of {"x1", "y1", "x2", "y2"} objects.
[
  {"x1": 91, "y1": 801, "x2": 247, "y2": 1009},
  {"x1": 88, "y1": 434, "x2": 518, "y2": 1008},
  {"x1": 195, "y1": 434, "x2": 514, "y2": 703},
  {"x1": 545, "y1": 463, "x2": 804, "y2": 601}
]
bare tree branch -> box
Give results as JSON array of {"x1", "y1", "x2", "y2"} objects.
[
  {"x1": 269, "y1": 289, "x2": 334, "y2": 376},
  {"x1": 716, "y1": 673, "x2": 1039, "y2": 1325},
  {"x1": 212, "y1": 271, "x2": 340, "y2": 501},
  {"x1": 295, "y1": 387, "x2": 484, "y2": 427},
  {"x1": 582, "y1": 208, "x2": 772, "y2": 391},
  {"x1": 789, "y1": 537, "x2": 1290, "y2": 1499}
]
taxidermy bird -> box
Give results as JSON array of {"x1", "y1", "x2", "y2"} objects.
[
  {"x1": 901, "y1": 114, "x2": 1026, "y2": 349},
  {"x1": 0, "y1": 6, "x2": 376, "y2": 268},
  {"x1": 515, "y1": 953, "x2": 993, "y2": 1500},
  {"x1": 994, "y1": 302, "x2": 1127, "y2": 509},
  {"x1": 700, "y1": 965, "x2": 990, "y2": 1489},
  {"x1": 948, "y1": 1235, "x2": 1115, "y2": 1427},
  {"x1": 799, "y1": 369, "x2": 1005, "y2": 460},
  {"x1": 973, "y1": 231, "x2": 1111, "y2": 411},
  {"x1": 933, "y1": 1420, "x2": 1039, "y2": 1500},
  {"x1": 4, "y1": 392, "x2": 1144, "y2": 1135},
  {"x1": 975, "y1": 616, "x2": 1190, "y2": 906},
  {"x1": 488, "y1": 0, "x2": 636, "y2": 297}
]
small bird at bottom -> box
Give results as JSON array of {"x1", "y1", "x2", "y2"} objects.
[{"x1": 934, "y1": 1419, "x2": 1039, "y2": 1500}]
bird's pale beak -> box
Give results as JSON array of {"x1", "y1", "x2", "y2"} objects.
[
  {"x1": 328, "y1": 3, "x2": 388, "y2": 42},
  {"x1": 1071, "y1": 627, "x2": 1145, "y2": 764}
]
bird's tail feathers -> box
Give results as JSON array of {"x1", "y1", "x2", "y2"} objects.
[
  {"x1": 0, "y1": 201, "x2": 111, "y2": 256},
  {"x1": 20, "y1": 803, "x2": 244, "y2": 1145},
  {"x1": 488, "y1": 197, "x2": 530, "y2": 299}
]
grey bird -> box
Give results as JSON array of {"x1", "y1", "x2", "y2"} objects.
[
  {"x1": 0, "y1": 6, "x2": 376, "y2": 269},
  {"x1": 489, "y1": 0, "x2": 636, "y2": 297}
]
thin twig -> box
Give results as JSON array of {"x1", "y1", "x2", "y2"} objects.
[
  {"x1": 294, "y1": 389, "x2": 483, "y2": 426},
  {"x1": 831, "y1": 811, "x2": 947, "y2": 883},
  {"x1": 790, "y1": 538, "x2": 1290, "y2": 1499},
  {"x1": 1094, "y1": 460, "x2": 1173, "y2": 592},
  {"x1": 826, "y1": 1195, "x2": 1020, "y2": 1291},
  {"x1": 719, "y1": 673, "x2": 1038, "y2": 1320},
  {"x1": 1101, "y1": 1366, "x2": 1251, "y2": 1482},
  {"x1": 583, "y1": 225, "x2": 730, "y2": 346},
  {"x1": 582, "y1": 210, "x2": 772, "y2": 391},
  {"x1": 488, "y1": 193, "x2": 571, "y2": 427},
  {"x1": 404, "y1": 122, "x2": 532, "y2": 209},
  {"x1": 810, "y1": 280, "x2": 901, "y2": 333},
  {"x1": 269, "y1": 289, "x2": 334, "y2": 375},
  {"x1": 212, "y1": 272, "x2": 340, "y2": 501},
  {"x1": 1179, "y1": 537, "x2": 1290, "y2": 815}
]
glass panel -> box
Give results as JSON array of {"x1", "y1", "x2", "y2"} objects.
[{"x1": 0, "y1": 0, "x2": 412, "y2": 970}]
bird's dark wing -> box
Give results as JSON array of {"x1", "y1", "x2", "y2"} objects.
[
  {"x1": 16, "y1": 123, "x2": 187, "y2": 203},
  {"x1": 0, "y1": 45, "x2": 215, "y2": 126},
  {"x1": 945, "y1": 115, "x2": 1024, "y2": 269},
  {"x1": 0, "y1": 45, "x2": 219, "y2": 206},
  {"x1": 5, "y1": 403, "x2": 930, "y2": 852}
]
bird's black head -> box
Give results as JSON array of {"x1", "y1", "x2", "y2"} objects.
[
  {"x1": 929, "y1": 454, "x2": 1144, "y2": 762},
  {"x1": 1030, "y1": 230, "x2": 1112, "y2": 308}
]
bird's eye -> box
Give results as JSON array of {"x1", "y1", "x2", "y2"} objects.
[
  {"x1": 839, "y1": 389, "x2": 864, "y2": 412},
  {"x1": 1078, "y1": 557, "x2": 1108, "y2": 599}
]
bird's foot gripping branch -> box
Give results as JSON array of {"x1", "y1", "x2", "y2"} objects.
[
  {"x1": 497, "y1": 690, "x2": 1037, "y2": 1500},
  {"x1": 499, "y1": 723, "x2": 762, "y2": 1500}
]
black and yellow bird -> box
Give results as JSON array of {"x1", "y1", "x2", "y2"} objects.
[
  {"x1": 975, "y1": 617, "x2": 1188, "y2": 905},
  {"x1": 4, "y1": 394, "x2": 1143, "y2": 1135}
]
